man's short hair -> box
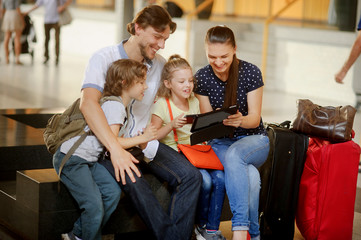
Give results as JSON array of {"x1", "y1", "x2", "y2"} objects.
[{"x1": 127, "y1": 5, "x2": 177, "y2": 35}]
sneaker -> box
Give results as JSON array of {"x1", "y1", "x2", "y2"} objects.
[
  {"x1": 61, "y1": 231, "x2": 82, "y2": 240},
  {"x1": 195, "y1": 225, "x2": 226, "y2": 240}
]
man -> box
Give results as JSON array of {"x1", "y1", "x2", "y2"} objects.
[
  {"x1": 79, "y1": 5, "x2": 201, "y2": 240},
  {"x1": 25, "y1": 0, "x2": 72, "y2": 65}
]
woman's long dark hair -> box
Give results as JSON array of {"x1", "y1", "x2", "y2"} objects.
[{"x1": 205, "y1": 26, "x2": 239, "y2": 108}]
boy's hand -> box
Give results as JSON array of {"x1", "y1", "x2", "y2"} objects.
[{"x1": 142, "y1": 123, "x2": 157, "y2": 142}]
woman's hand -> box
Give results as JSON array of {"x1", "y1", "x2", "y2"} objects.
[{"x1": 223, "y1": 110, "x2": 244, "y2": 128}]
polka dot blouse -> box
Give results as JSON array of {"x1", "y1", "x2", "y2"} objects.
[{"x1": 195, "y1": 60, "x2": 266, "y2": 138}]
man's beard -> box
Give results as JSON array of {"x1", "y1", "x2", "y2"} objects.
[{"x1": 139, "y1": 43, "x2": 152, "y2": 62}]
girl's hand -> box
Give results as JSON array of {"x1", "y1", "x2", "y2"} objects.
[
  {"x1": 171, "y1": 113, "x2": 187, "y2": 129},
  {"x1": 142, "y1": 124, "x2": 157, "y2": 142},
  {"x1": 223, "y1": 110, "x2": 244, "y2": 128}
]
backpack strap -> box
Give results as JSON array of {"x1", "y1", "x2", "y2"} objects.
[
  {"x1": 100, "y1": 96, "x2": 123, "y2": 105},
  {"x1": 57, "y1": 95, "x2": 123, "y2": 178},
  {"x1": 58, "y1": 131, "x2": 91, "y2": 177}
]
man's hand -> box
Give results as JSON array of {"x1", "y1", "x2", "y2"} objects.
[{"x1": 110, "y1": 147, "x2": 141, "y2": 185}]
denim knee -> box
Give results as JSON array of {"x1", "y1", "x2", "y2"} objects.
[
  {"x1": 188, "y1": 165, "x2": 202, "y2": 185},
  {"x1": 107, "y1": 186, "x2": 121, "y2": 207},
  {"x1": 248, "y1": 166, "x2": 260, "y2": 193},
  {"x1": 211, "y1": 170, "x2": 225, "y2": 188},
  {"x1": 85, "y1": 197, "x2": 105, "y2": 225},
  {"x1": 199, "y1": 169, "x2": 212, "y2": 192}
]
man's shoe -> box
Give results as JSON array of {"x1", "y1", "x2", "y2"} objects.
[
  {"x1": 43, "y1": 57, "x2": 49, "y2": 64},
  {"x1": 195, "y1": 225, "x2": 226, "y2": 240}
]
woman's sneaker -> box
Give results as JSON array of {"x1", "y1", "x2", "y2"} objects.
[{"x1": 195, "y1": 225, "x2": 226, "y2": 240}]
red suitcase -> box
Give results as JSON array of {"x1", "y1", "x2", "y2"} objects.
[{"x1": 296, "y1": 137, "x2": 360, "y2": 240}]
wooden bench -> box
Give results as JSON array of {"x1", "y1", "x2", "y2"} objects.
[{"x1": 0, "y1": 168, "x2": 232, "y2": 240}]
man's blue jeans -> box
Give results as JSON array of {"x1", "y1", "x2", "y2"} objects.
[
  {"x1": 197, "y1": 169, "x2": 226, "y2": 230},
  {"x1": 99, "y1": 143, "x2": 202, "y2": 240},
  {"x1": 209, "y1": 134, "x2": 269, "y2": 238},
  {"x1": 53, "y1": 149, "x2": 121, "y2": 240}
]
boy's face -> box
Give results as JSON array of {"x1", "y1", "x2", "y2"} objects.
[
  {"x1": 128, "y1": 76, "x2": 148, "y2": 101},
  {"x1": 136, "y1": 24, "x2": 171, "y2": 61}
]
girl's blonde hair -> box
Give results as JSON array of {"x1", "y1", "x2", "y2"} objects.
[
  {"x1": 103, "y1": 59, "x2": 147, "y2": 97},
  {"x1": 157, "y1": 54, "x2": 192, "y2": 99}
]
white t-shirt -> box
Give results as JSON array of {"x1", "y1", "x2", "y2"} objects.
[
  {"x1": 60, "y1": 100, "x2": 127, "y2": 162},
  {"x1": 81, "y1": 40, "x2": 165, "y2": 160}
]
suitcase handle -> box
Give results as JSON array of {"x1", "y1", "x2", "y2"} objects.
[{"x1": 280, "y1": 120, "x2": 291, "y2": 128}]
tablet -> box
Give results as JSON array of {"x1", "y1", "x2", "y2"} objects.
[{"x1": 187, "y1": 105, "x2": 238, "y2": 132}]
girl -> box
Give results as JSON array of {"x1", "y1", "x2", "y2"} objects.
[
  {"x1": 195, "y1": 26, "x2": 270, "y2": 240},
  {"x1": 54, "y1": 59, "x2": 157, "y2": 240},
  {"x1": 151, "y1": 54, "x2": 226, "y2": 240}
]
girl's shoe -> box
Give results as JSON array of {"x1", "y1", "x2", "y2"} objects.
[{"x1": 195, "y1": 225, "x2": 226, "y2": 240}]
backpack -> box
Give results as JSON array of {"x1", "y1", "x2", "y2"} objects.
[{"x1": 43, "y1": 96, "x2": 123, "y2": 176}]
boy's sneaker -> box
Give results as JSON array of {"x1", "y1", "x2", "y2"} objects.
[{"x1": 195, "y1": 225, "x2": 226, "y2": 240}]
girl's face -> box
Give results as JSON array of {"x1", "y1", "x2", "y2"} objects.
[
  {"x1": 127, "y1": 76, "x2": 148, "y2": 101},
  {"x1": 165, "y1": 68, "x2": 194, "y2": 100},
  {"x1": 205, "y1": 42, "x2": 236, "y2": 77}
]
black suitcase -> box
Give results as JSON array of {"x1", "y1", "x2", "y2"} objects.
[{"x1": 258, "y1": 121, "x2": 308, "y2": 240}]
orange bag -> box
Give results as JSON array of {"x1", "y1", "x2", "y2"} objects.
[
  {"x1": 166, "y1": 98, "x2": 223, "y2": 170},
  {"x1": 177, "y1": 144, "x2": 223, "y2": 170}
]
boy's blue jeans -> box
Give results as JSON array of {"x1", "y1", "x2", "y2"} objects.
[
  {"x1": 209, "y1": 134, "x2": 269, "y2": 238},
  {"x1": 197, "y1": 169, "x2": 226, "y2": 230},
  {"x1": 53, "y1": 149, "x2": 121, "y2": 240}
]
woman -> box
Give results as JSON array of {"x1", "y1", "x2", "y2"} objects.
[
  {"x1": 1, "y1": 0, "x2": 24, "y2": 64},
  {"x1": 195, "y1": 26, "x2": 270, "y2": 240}
]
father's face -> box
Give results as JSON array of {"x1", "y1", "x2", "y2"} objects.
[{"x1": 137, "y1": 25, "x2": 171, "y2": 61}]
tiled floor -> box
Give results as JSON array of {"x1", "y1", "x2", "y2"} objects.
[{"x1": 0, "y1": 7, "x2": 360, "y2": 240}]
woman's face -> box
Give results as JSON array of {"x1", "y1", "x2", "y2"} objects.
[{"x1": 206, "y1": 42, "x2": 236, "y2": 77}]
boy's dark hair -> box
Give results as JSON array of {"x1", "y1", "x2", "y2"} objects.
[
  {"x1": 103, "y1": 59, "x2": 147, "y2": 97},
  {"x1": 127, "y1": 5, "x2": 177, "y2": 35},
  {"x1": 205, "y1": 26, "x2": 239, "y2": 108}
]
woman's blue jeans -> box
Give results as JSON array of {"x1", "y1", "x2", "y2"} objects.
[
  {"x1": 197, "y1": 169, "x2": 226, "y2": 230},
  {"x1": 53, "y1": 149, "x2": 121, "y2": 240},
  {"x1": 209, "y1": 134, "x2": 269, "y2": 238}
]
